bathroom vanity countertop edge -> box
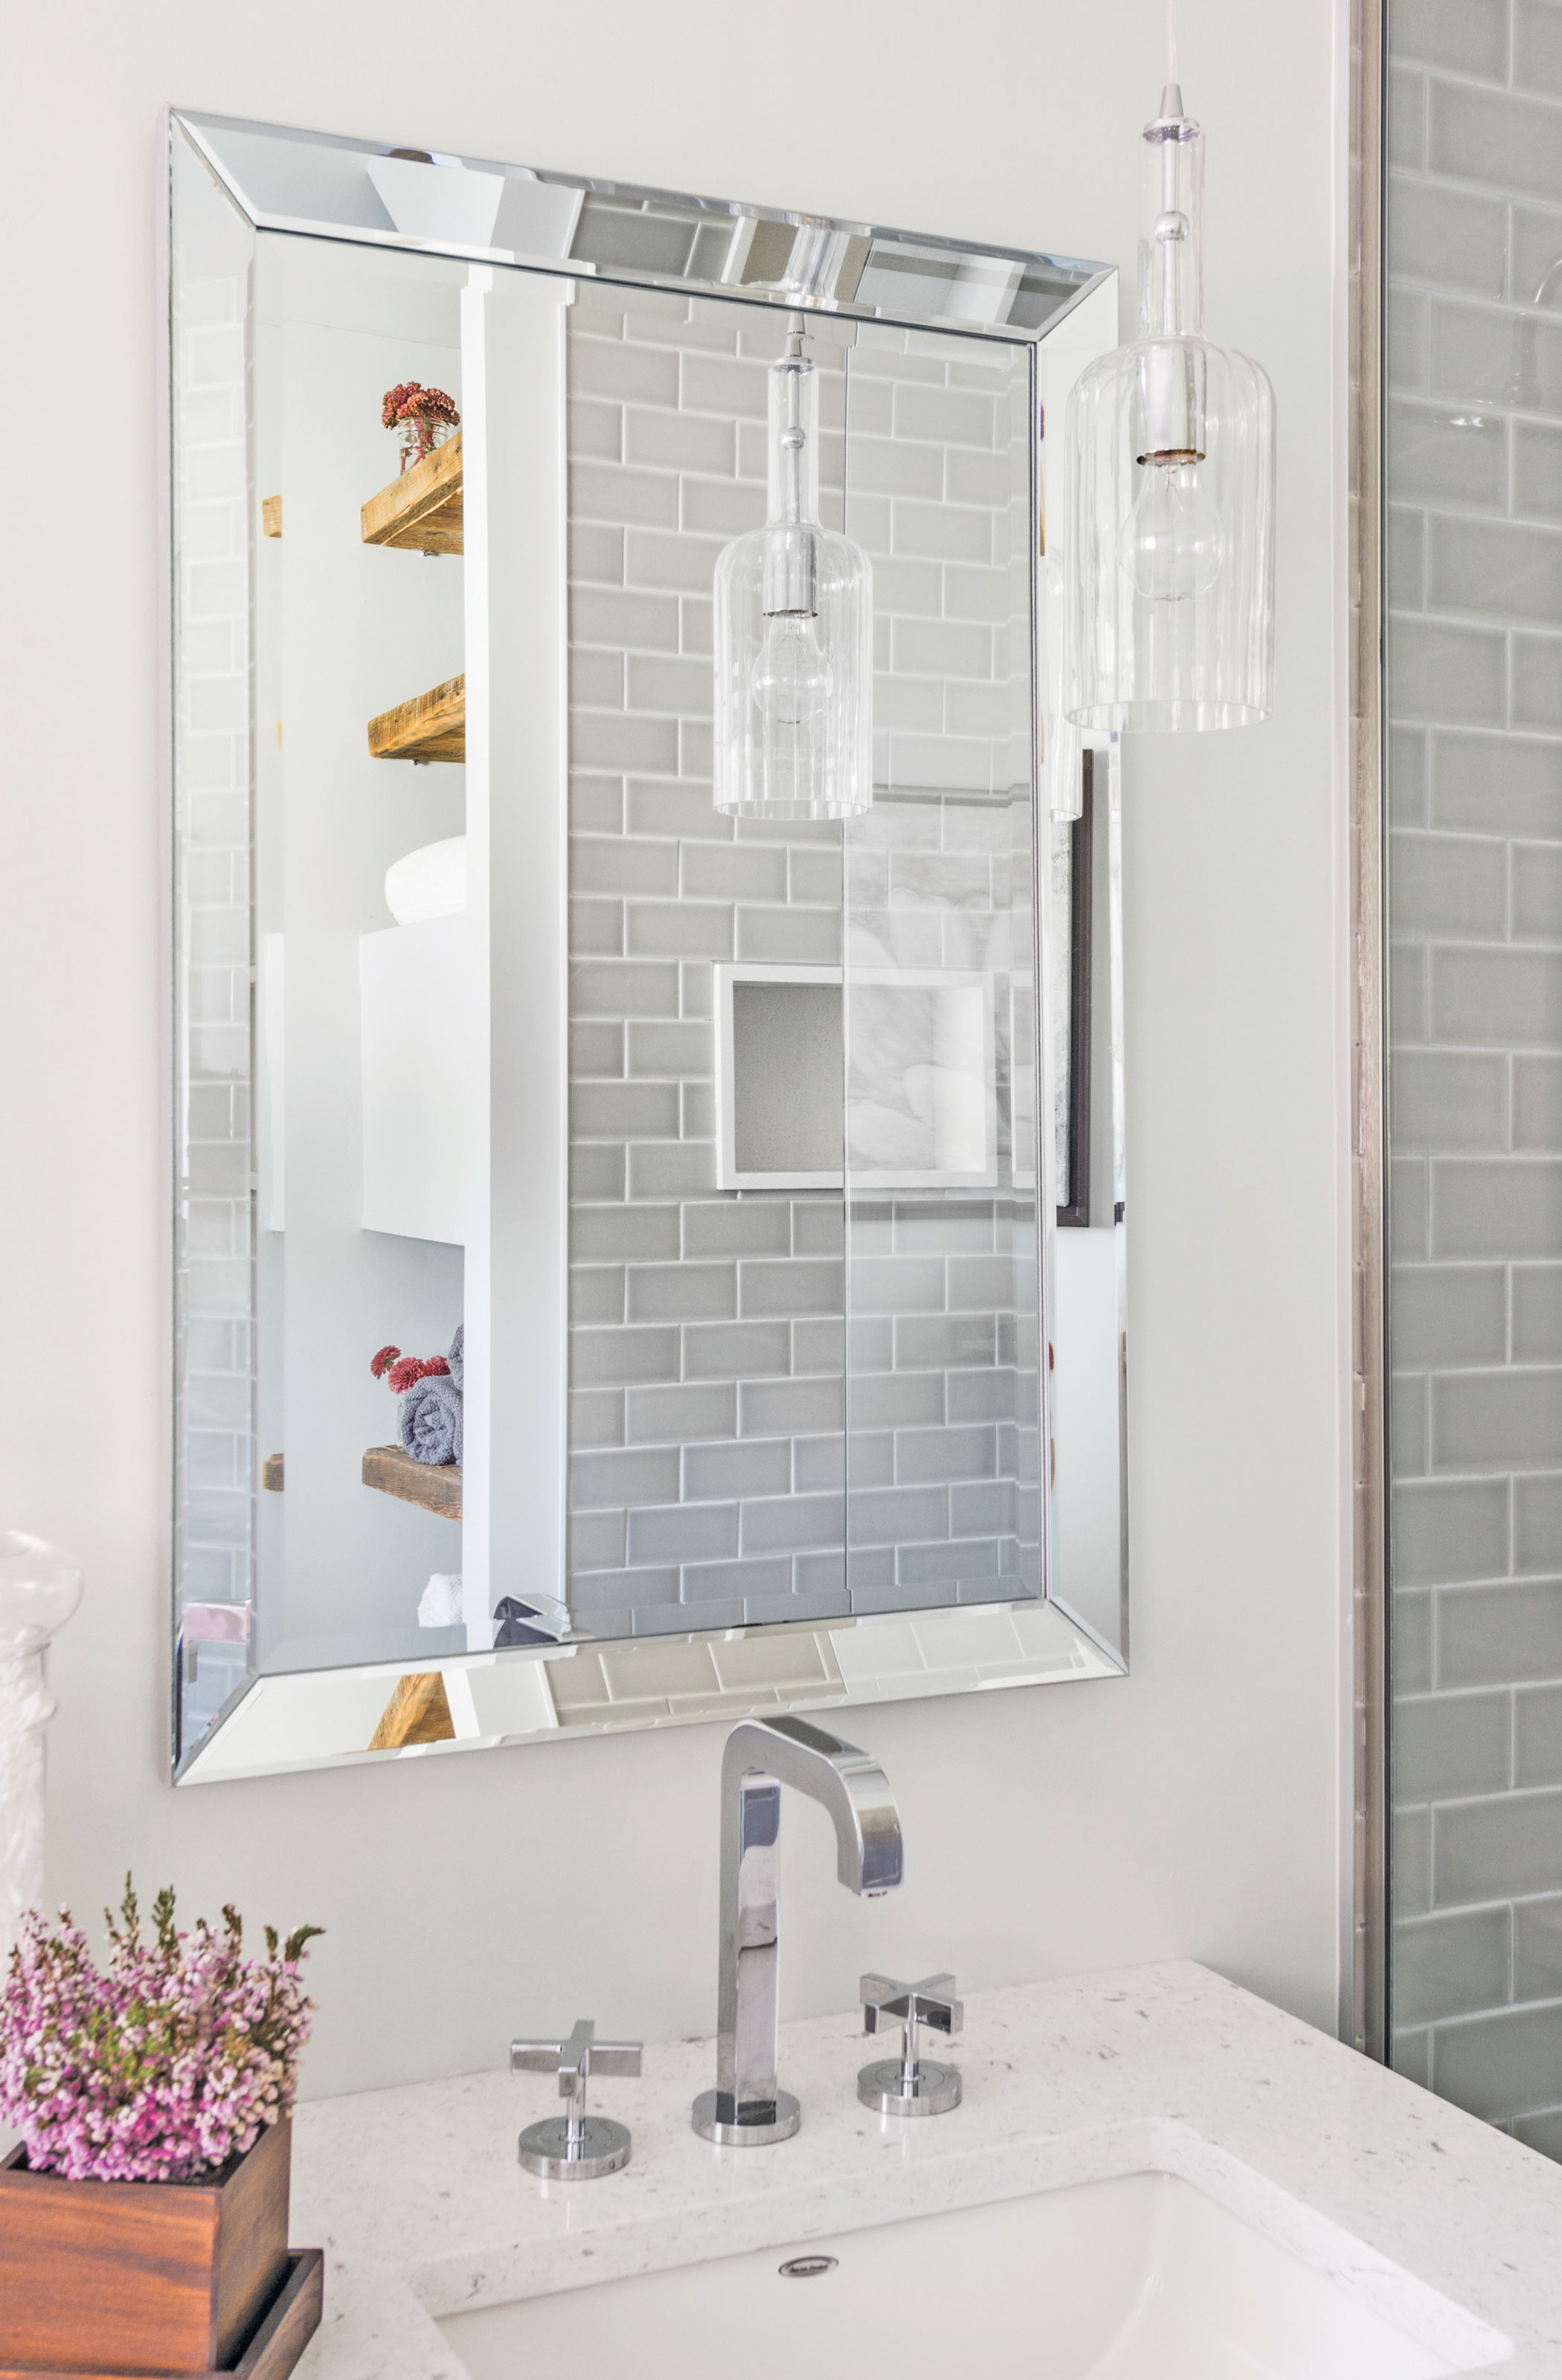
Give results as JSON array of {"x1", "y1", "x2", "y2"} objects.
[{"x1": 289, "y1": 1958, "x2": 1562, "y2": 2378}]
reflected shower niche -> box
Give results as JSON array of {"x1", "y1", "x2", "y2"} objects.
[{"x1": 166, "y1": 109, "x2": 1130, "y2": 1781}]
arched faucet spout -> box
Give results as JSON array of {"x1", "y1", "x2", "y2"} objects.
[{"x1": 692, "y1": 1714, "x2": 903, "y2": 2146}]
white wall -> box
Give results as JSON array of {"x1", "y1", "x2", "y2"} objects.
[{"x1": 0, "y1": 0, "x2": 1352, "y2": 2096}]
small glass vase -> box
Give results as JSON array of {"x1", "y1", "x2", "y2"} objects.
[{"x1": 399, "y1": 415, "x2": 454, "y2": 475}]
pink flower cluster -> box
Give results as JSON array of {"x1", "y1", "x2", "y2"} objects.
[
  {"x1": 0, "y1": 1879, "x2": 322, "y2": 2184},
  {"x1": 370, "y1": 1343, "x2": 449, "y2": 1395}
]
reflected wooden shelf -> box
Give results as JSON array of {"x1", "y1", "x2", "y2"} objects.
[
  {"x1": 368, "y1": 1670, "x2": 455, "y2": 1750},
  {"x1": 367, "y1": 673, "x2": 465, "y2": 763},
  {"x1": 262, "y1": 1453, "x2": 285, "y2": 1491},
  {"x1": 361, "y1": 1442, "x2": 463, "y2": 1519},
  {"x1": 361, "y1": 431, "x2": 463, "y2": 554}
]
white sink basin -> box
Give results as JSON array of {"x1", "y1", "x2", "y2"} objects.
[{"x1": 439, "y1": 2157, "x2": 1511, "y2": 2380}]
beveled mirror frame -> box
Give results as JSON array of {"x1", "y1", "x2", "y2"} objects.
[{"x1": 162, "y1": 109, "x2": 1125, "y2": 1784}]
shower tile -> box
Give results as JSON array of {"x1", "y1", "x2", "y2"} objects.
[
  {"x1": 572, "y1": 1203, "x2": 681, "y2": 1261},
  {"x1": 1391, "y1": 1476, "x2": 1508, "y2": 1584},
  {"x1": 569, "y1": 1266, "x2": 626, "y2": 1324},
  {"x1": 739, "y1": 1492, "x2": 846, "y2": 1553},
  {"x1": 739, "y1": 1375, "x2": 845, "y2": 1435},
  {"x1": 794, "y1": 1433, "x2": 849, "y2": 1490},
  {"x1": 573, "y1": 1081, "x2": 681, "y2": 1139},
  {"x1": 682, "y1": 1200, "x2": 790, "y2": 1256},
  {"x1": 1514, "y1": 634, "x2": 1562, "y2": 732},
  {"x1": 1516, "y1": 1473, "x2": 1562, "y2": 1570},
  {"x1": 570, "y1": 1325, "x2": 682, "y2": 1386},
  {"x1": 1432, "y1": 1368, "x2": 1562, "y2": 1468},
  {"x1": 1428, "y1": 514, "x2": 1562, "y2": 625},
  {"x1": 1436, "y1": 1784, "x2": 1562, "y2": 1903},
  {"x1": 1430, "y1": 82, "x2": 1562, "y2": 207},
  {"x1": 573, "y1": 835, "x2": 679, "y2": 895},
  {"x1": 1387, "y1": 180, "x2": 1510, "y2": 298},
  {"x1": 1516, "y1": 1687, "x2": 1562, "y2": 1784},
  {"x1": 1391, "y1": 1264, "x2": 1507, "y2": 1363},
  {"x1": 624, "y1": 405, "x2": 737, "y2": 475},
  {"x1": 1393, "y1": 1907, "x2": 1512, "y2": 2028},
  {"x1": 626, "y1": 1499, "x2": 739, "y2": 1565},
  {"x1": 1511, "y1": 203, "x2": 1562, "y2": 309},
  {"x1": 1432, "y1": 730, "x2": 1562, "y2": 837},
  {"x1": 1395, "y1": 1587, "x2": 1435, "y2": 1691},
  {"x1": 682, "y1": 1437, "x2": 791, "y2": 1499},
  {"x1": 1433, "y1": 2000, "x2": 1562, "y2": 2124},
  {"x1": 1517, "y1": 1896, "x2": 1562, "y2": 1999},
  {"x1": 626, "y1": 1020, "x2": 713, "y2": 1076},
  {"x1": 1391, "y1": 0, "x2": 1509, "y2": 77},
  {"x1": 624, "y1": 899, "x2": 733, "y2": 959},
  {"x1": 1513, "y1": 1262, "x2": 1562, "y2": 1353},
  {"x1": 848, "y1": 1484, "x2": 950, "y2": 1544},
  {"x1": 1439, "y1": 1582, "x2": 1562, "y2": 1689},
  {"x1": 1395, "y1": 1689, "x2": 1512, "y2": 1798},
  {"x1": 1388, "y1": 68, "x2": 1427, "y2": 170},
  {"x1": 626, "y1": 1262, "x2": 736, "y2": 1322},
  {"x1": 896, "y1": 1424, "x2": 997, "y2": 1483},
  {"x1": 1388, "y1": 617, "x2": 1505, "y2": 723},
  {"x1": 569, "y1": 1444, "x2": 681, "y2": 1510},
  {"x1": 1516, "y1": 420, "x2": 1562, "y2": 522},
  {"x1": 626, "y1": 1381, "x2": 736, "y2": 1443},
  {"x1": 1432, "y1": 1160, "x2": 1562, "y2": 1256},
  {"x1": 1397, "y1": 1807, "x2": 1433, "y2": 1914},
  {"x1": 1389, "y1": 1052, "x2": 1507, "y2": 1149},
  {"x1": 1430, "y1": 297, "x2": 1562, "y2": 416},
  {"x1": 681, "y1": 1557, "x2": 792, "y2": 1604},
  {"x1": 680, "y1": 843, "x2": 786, "y2": 900},
  {"x1": 1523, "y1": 4, "x2": 1562, "y2": 101},
  {"x1": 683, "y1": 1321, "x2": 791, "y2": 1380},
  {"x1": 1431, "y1": 947, "x2": 1562, "y2": 1044},
  {"x1": 739, "y1": 1260, "x2": 846, "y2": 1317}
]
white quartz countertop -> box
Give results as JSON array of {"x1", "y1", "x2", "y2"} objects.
[{"x1": 289, "y1": 1960, "x2": 1562, "y2": 2378}]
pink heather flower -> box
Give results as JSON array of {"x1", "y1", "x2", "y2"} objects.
[
  {"x1": 370, "y1": 1343, "x2": 400, "y2": 1379},
  {"x1": 0, "y1": 1879, "x2": 322, "y2": 2184}
]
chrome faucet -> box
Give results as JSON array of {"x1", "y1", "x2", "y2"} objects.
[{"x1": 691, "y1": 1714, "x2": 903, "y2": 2146}]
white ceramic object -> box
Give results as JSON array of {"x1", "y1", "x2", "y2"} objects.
[
  {"x1": 385, "y1": 837, "x2": 467, "y2": 926},
  {"x1": 440, "y1": 2163, "x2": 1508, "y2": 2380},
  {"x1": 0, "y1": 1532, "x2": 83, "y2": 1959}
]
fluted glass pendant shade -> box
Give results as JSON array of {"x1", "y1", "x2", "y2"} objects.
[
  {"x1": 712, "y1": 335, "x2": 872, "y2": 817},
  {"x1": 1064, "y1": 87, "x2": 1275, "y2": 733}
]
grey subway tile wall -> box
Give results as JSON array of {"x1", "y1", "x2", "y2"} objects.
[
  {"x1": 564, "y1": 287, "x2": 1039, "y2": 1636},
  {"x1": 172, "y1": 155, "x2": 256, "y2": 1740},
  {"x1": 1388, "y1": 0, "x2": 1562, "y2": 2143}
]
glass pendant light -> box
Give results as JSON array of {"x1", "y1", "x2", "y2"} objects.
[
  {"x1": 712, "y1": 325, "x2": 872, "y2": 817},
  {"x1": 1064, "y1": 80, "x2": 1275, "y2": 732}
]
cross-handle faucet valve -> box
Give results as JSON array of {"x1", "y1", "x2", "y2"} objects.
[
  {"x1": 858, "y1": 1970, "x2": 963, "y2": 2116},
  {"x1": 512, "y1": 2018, "x2": 642, "y2": 2178}
]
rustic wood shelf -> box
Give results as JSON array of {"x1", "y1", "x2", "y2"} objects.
[
  {"x1": 361, "y1": 1442, "x2": 462, "y2": 1520},
  {"x1": 368, "y1": 1671, "x2": 456, "y2": 1751},
  {"x1": 367, "y1": 674, "x2": 465, "y2": 764},
  {"x1": 361, "y1": 431, "x2": 463, "y2": 554}
]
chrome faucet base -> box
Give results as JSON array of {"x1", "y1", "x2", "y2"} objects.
[
  {"x1": 856, "y1": 2056, "x2": 962, "y2": 2117},
  {"x1": 691, "y1": 2087, "x2": 802, "y2": 2146},
  {"x1": 518, "y1": 2112, "x2": 632, "y2": 2178}
]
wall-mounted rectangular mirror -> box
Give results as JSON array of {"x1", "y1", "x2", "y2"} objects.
[{"x1": 166, "y1": 111, "x2": 1126, "y2": 1781}]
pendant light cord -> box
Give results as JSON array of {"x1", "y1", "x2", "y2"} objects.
[{"x1": 1166, "y1": 0, "x2": 1177, "y2": 88}]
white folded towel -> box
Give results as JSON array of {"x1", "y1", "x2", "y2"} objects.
[
  {"x1": 417, "y1": 1572, "x2": 463, "y2": 1627},
  {"x1": 386, "y1": 836, "x2": 466, "y2": 924}
]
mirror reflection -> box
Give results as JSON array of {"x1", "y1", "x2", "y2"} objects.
[{"x1": 169, "y1": 118, "x2": 1128, "y2": 1777}]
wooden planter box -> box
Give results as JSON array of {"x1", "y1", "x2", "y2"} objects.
[{"x1": 0, "y1": 2113, "x2": 319, "y2": 2376}]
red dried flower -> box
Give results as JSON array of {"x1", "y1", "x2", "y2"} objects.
[
  {"x1": 385, "y1": 1357, "x2": 424, "y2": 1395},
  {"x1": 370, "y1": 1344, "x2": 400, "y2": 1379},
  {"x1": 420, "y1": 1357, "x2": 451, "y2": 1378}
]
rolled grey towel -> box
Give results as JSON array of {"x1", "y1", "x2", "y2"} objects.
[
  {"x1": 401, "y1": 1371, "x2": 463, "y2": 1467},
  {"x1": 448, "y1": 1323, "x2": 463, "y2": 1391}
]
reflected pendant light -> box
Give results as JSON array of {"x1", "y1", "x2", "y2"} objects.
[
  {"x1": 712, "y1": 327, "x2": 872, "y2": 817},
  {"x1": 1064, "y1": 79, "x2": 1276, "y2": 732}
]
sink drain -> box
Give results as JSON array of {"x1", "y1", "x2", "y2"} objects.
[{"x1": 778, "y1": 2255, "x2": 838, "y2": 2279}]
